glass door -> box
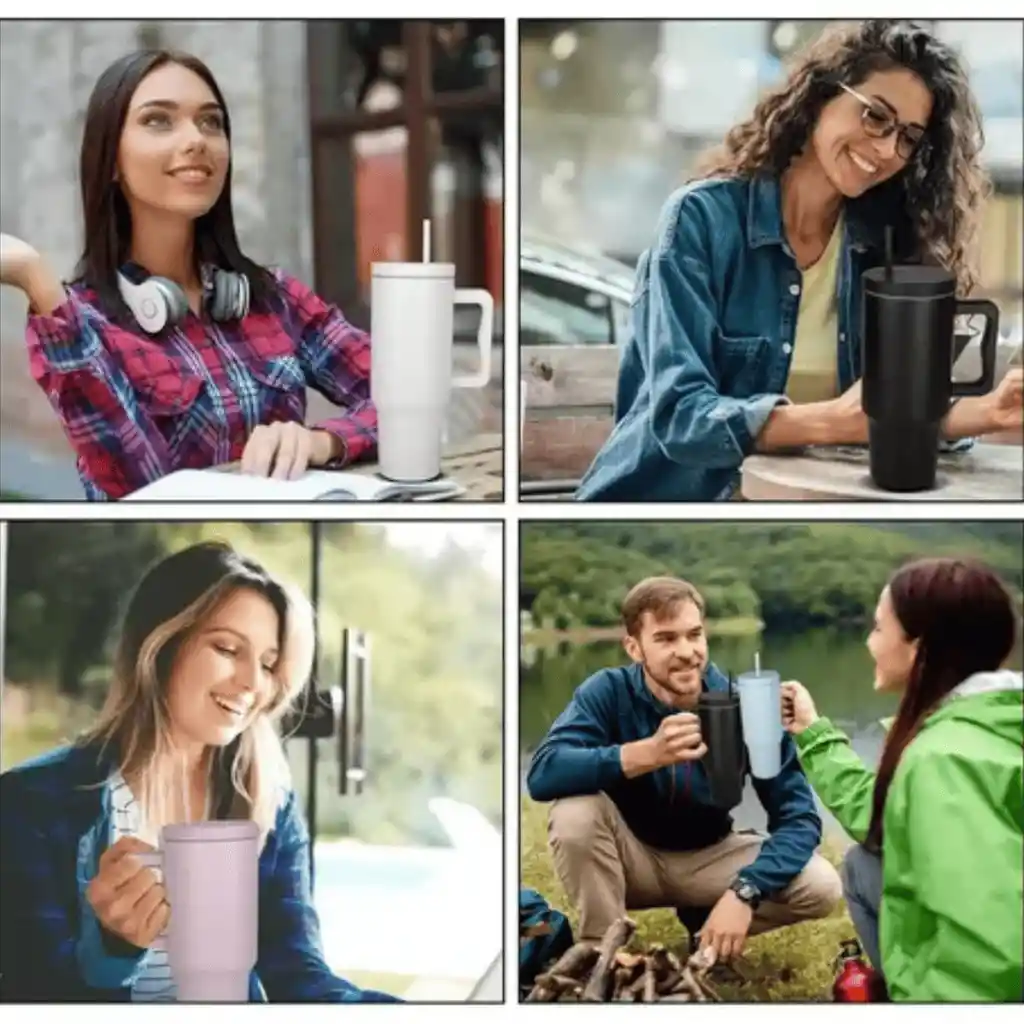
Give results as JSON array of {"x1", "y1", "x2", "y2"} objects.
[{"x1": 283, "y1": 522, "x2": 503, "y2": 1001}]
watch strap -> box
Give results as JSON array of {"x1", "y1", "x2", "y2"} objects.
[{"x1": 730, "y1": 876, "x2": 762, "y2": 908}]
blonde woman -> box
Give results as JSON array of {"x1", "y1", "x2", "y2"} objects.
[{"x1": 0, "y1": 541, "x2": 398, "y2": 1003}]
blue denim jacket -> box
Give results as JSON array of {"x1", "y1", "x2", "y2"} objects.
[
  {"x1": 0, "y1": 742, "x2": 400, "y2": 1002},
  {"x1": 577, "y1": 174, "x2": 955, "y2": 501}
]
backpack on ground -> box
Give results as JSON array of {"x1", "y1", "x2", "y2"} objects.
[{"x1": 519, "y1": 887, "x2": 573, "y2": 993}]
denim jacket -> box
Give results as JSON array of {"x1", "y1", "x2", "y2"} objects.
[
  {"x1": 0, "y1": 742, "x2": 400, "y2": 1002},
  {"x1": 576, "y1": 174, "x2": 964, "y2": 502}
]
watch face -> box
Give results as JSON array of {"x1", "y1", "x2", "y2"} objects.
[{"x1": 733, "y1": 881, "x2": 758, "y2": 903}]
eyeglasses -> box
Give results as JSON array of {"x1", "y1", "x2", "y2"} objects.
[{"x1": 839, "y1": 83, "x2": 926, "y2": 161}]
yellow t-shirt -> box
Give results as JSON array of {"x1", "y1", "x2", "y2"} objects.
[{"x1": 786, "y1": 218, "x2": 842, "y2": 404}]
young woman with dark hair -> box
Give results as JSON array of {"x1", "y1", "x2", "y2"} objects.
[
  {"x1": 577, "y1": 20, "x2": 1023, "y2": 501},
  {"x1": 0, "y1": 50, "x2": 376, "y2": 500},
  {"x1": 782, "y1": 556, "x2": 1023, "y2": 1002}
]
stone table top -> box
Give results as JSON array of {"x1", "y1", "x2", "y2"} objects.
[{"x1": 741, "y1": 442, "x2": 1023, "y2": 501}]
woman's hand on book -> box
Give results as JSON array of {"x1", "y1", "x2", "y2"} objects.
[{"x1": 241, "y1": 422, "x2": 340, "y2": 479}]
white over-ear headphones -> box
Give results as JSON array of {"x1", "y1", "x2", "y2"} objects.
[{"x1": 117, "y1": 262, "x2": 250, "y2": 334}]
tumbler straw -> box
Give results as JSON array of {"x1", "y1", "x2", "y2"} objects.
[
  {"x1": 884, "y1": 225, "x2": 894, "y2": 282},
  {"x1": 754, "y1": 651, "x2": 761, "y2": 676},
  {"x1": 422, "y1": 219, "x2": 431, "y2": 263}
]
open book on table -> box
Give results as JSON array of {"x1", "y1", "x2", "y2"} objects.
[{"x1": 123, "y1": 468, "x2": 465, "y2": 502}]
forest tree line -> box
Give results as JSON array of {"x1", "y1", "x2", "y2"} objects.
[{"x1": 521, "y1": 522, "x2": 1024, "y2": 632}]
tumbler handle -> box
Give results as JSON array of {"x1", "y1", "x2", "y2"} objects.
[
  {"x1": 952, "y1": 299, "x2": 999, "y2": 397},
  {"x1": 452, "y1": 288, "x2": 493, "y2": 389},
  {"x1": 136, "y1": 849, "x2": 168, "y2": 942}
]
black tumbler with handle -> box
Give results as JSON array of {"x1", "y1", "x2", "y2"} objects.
[
  {"x1": 861, "y1": 265, "x2": 999, "y2": 492},
  {"x1": 697, "y1": 687, "x2": 746, "y2": 810}
]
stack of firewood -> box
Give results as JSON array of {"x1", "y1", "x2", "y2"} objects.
[{"x1": 525, "y1": 917, "x2": 722, "y2": 1003}]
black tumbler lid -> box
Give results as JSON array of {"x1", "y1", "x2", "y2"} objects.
[
  {"x1": 863, "y1": 265, "x2": 955, "y2": 298},
  {"x1": 698, "y1": 690, "x2": 735, "y2": 706}
]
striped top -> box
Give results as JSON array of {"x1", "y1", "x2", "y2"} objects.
[{"x1": 108, "y1": 771, "x2": 177, "y2": 1002}]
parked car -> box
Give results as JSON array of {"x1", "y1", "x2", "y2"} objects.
[
  {"x1": 520, "y1": 232, "x2": 634, "y2": 348},
  {"x1": 520, "y1": 234, "x2": 635, "y2": 489}
]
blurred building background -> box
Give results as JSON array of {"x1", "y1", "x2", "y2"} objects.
[
  {"x1": 522, "y1": 19, "x2": 1022, "y2": 287},
  {"x1": 0, "y1": 19, "x2": 503, "y2": 498},
  {"x1": 520, "y1": 19, "x2": 1023, "y2": 480}
]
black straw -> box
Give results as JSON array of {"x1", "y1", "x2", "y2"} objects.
[{"x1": 884, "y1": 225, "x2": 894, "y2": 281}]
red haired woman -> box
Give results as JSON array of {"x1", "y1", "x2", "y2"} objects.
[{"x1": 783, "y1": 556, "x2": 1022, "y2": 1002}]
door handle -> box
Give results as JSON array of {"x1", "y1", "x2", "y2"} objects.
[{"x1": 339, "y1": 628, "x2": 370, "y2": 795}]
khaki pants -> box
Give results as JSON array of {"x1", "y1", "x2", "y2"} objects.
[{"x1": 549, "y1": 793, "x2": 842, "y2": 942}]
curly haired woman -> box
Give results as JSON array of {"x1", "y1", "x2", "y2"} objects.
[{"x1": 577, "y1": 20, "x2": 1023, "y2": 501}]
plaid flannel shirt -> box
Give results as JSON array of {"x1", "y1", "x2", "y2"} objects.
[
  {"x1": 26, "y1": 269, "x2": 377, "y2": 500},
  {"x1": 0, "y1": 742, "x2": 400, "y2": 1002}
]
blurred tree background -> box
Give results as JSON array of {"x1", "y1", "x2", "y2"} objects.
[
  {"x1": 521, "y1": 521, "x2": 1024, "y2": 632},
  {"x1": 1, "y1": 521, "x2": 502, "y2": 847}
]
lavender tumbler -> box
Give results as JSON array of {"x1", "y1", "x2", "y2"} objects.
[{"x1": 142, "y1": 821, "x2": 260, "y2": 1002}]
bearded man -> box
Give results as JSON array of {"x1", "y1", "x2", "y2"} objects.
[{"x1": 526, "y1": 576, "x2": 841, "y2": 961}]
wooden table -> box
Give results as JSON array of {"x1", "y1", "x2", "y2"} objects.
[{"x1": 741, "y1": 442, "x2": 1023, "y2": 501}]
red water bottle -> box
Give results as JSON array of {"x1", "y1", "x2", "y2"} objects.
[{"x1": 832, "y1": 939, "x2": 877, "y2": 1002}]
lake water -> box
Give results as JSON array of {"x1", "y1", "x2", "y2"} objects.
[{"x1": 521, "y1": 627, "x2": 1020, "y2": 843}]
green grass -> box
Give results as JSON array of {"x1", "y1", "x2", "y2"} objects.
[
  {"x1": 0, "y1": 490, "x2": 27, "y2": 501},
  {"x1": 521, "y1": 795, "x2": 854, "y2": 1002}
]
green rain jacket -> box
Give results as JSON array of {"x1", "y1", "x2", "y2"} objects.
[{"x1": 793, "y1": 669, "x2": 1023, "y2": 1003}]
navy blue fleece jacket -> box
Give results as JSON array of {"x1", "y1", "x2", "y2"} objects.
[{"x1": 526, "y1": 661, "x2": 822, "y2": 896}]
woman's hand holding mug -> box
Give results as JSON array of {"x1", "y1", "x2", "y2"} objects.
[
  {"x1": 0, "y1": 232, "x2": 65, "y2": 313},
  {"x1": 85, "y1": 836, "x2": 169, "y2": 949},
  {"x1": 781, "y1": 681, "x2": 819, "y2": 735}
]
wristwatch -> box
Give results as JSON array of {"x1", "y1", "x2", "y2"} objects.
[{"x1": 728, "y1": 876, "x2": 763, "y2": 910}]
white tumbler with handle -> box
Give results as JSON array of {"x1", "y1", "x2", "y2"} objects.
[
  {"x1": 137, "y1": 820, "x2": 259, "y2": 1002},
  {"x1": 735, "y1": 660, "x2": 784, "y2": 779},
  {"x1": 371, "y1": 261, "x2": 493, "y2": 482}
]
